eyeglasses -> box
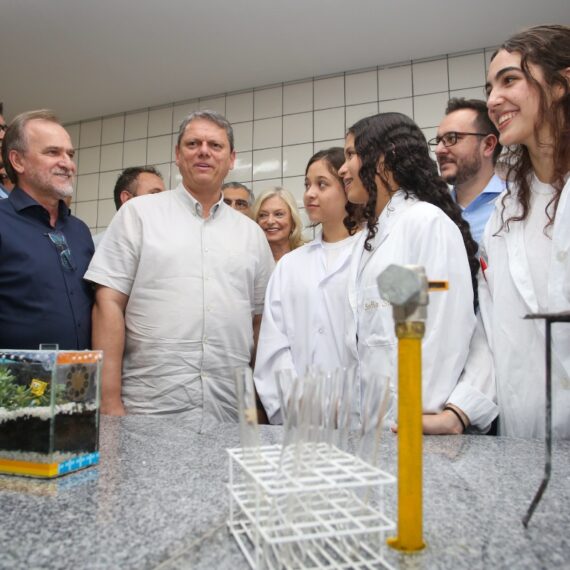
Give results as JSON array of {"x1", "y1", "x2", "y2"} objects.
[
  {"x1": 428, "y1": 131, "x2": 490, "y2": 149},
  {"x1": 46, "y1": 231, "x2": 75, "y2": 272},
  {"x1": 0, "y1": 124, "x2": 7, "y2": 133},
  {"x1": 223, "y1": 198, "x2": 250, "y2": 210}
]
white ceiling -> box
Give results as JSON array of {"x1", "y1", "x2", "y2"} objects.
[{"x1": 1, "y1": 0, "x2": 568, "y2": 124}]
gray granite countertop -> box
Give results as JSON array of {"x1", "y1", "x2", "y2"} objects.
[{"x1": 1, "y1": 416, "x2": 569, "y2": 569}]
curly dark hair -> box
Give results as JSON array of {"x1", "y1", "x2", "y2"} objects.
[
  {"x1": 346, "y1": 112, "x2": 479, "y2": 309},
  {"x1": 488, "y1": 25, "x2": 570, "y2": 233},
  {"x1": 305, "y1": 147, "x2": 361, "y2": 235}
]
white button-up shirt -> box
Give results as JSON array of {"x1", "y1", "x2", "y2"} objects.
[{"x1": 85, "y1": 184, "x2": 274, "y2": 427}]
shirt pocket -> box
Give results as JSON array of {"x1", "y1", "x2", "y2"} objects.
[{"x1": 358, "y1": 285, "x2": 395, "y2": 347}]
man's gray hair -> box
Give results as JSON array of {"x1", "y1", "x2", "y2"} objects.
[
  {"x1": 221, "y1": 181, "x2": 255, "y2": 205},
  {"x1": 176, "y1": 110, "x2": 234, "y2": 152},
  {"x1": 1, "y1": 109, "x2": 61, "y2": 185}
]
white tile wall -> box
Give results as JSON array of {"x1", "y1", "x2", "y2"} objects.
[
  {"x1": 99, "y1": 170, "x2": 121, "y2": 200},
  {"x1": 283, "y1": 81, "x2": 313, "y2": 115},
  {"x1": 314, "y1": 108, "x2": 345, "y2": 141},
  {"x1": 450, "y1": 87, "x2": 486, "y2": 100},
  {"x1": 102, "y1": 116, "x2": 124, "y2": 144},
  {"x1": 283, "y1": 112, "x2": 312, "y2": 145},
  {"x1": 379, "y1": 97, "x2": 413, "y2": 117},
  {"x1": 252, "y1": 178, "x2": 282, "y2": 194},
  {"x1": 97, "y1": 199, "x2": 116, "y2": 227},
  {"x1": 413, "y1": 59, "x2": 448, "y2": 95},
  {"x1": 199, "y1": 96, "x2": 226, "y2": 115},
  {"x1": 254, "y1": 87, "x2": 282, "y2": 119},
  {"x1": 147, "y1": 135, "x2": 172, "y2": 164},
  {"x1": 66, "y1": 46, "x2": 490, "y2": 232},
  {"x1": 123, "y1": 139, "x2": 147, "y2": 168},
  {"x1": 77, "y1": 147, "x2": 100, "y2": 175},
  {"x1": 148, "y1": 107, "x2": 173, "y2": 137},
  {"x1": 152, "y1": 163, "x2": 170, "y2": 186},
  {"x1": 75, "y1": 201, "x2": 98, "y2": 228},
  {"x1": 379, "y1": 65, "x2": 412, "y2": 100},
  {"x1": 346, "y1": 70, "x2": 377, "y2": 105},
  {"x1": 226, "y1": 92, "x2": 254, "y2": 123},
  {"x1": 76, "y1": 174, "x2": 99, "y2": 202},
  {"x1": 125, "y1": 111, "x2": 148, "y2": 141},
  {"x1": 100, "y1": 143, "x2": 123, "y2": 172},
  {"x1": 346, "y1": 102, "x2": 378, "y2": 127},
  {"x1": 449, "y1": 53, "x2": 486, "y2": 90},
  {"x1": 283, "y1": 143, "x2": 313, "y2": 177},
  {"x1": 66, "y1": 124, "x2": 80, "y2": 148},
  {"x1": 173, "y1": 101, "x2": 198, "y2": 131},
  {"x1": 226, "y1": 152, "x2": 253, "y2": 182},
  {"x1": 253, "y1": 117, "x2": 282, "y2": 149},
  {"x1": 233, "y1": 121, "x2": 253, "y2": 152},
  {"x1": 413, "y1": 92, "x2": 450, "y2": 128},
  {"x1": 253, "y1": 148, "x2": 282, "y2": 180},
  {"x1": 79, "y1": 120, "x2": 101, "y2": 148},
  {"x1": 314, "y1": 76, "x2": 344, "y2": 109}
]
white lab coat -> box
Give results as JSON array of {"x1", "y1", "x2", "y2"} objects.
[
  {"x1": 345, "y1": 191, "x2": 496, "y2": 427},
  {"x1": 479, "y1": 175, "x2": 570, "y2": 439},
  {"x1": 254, "y1": 232, "x2": 359, "y2": 423}
]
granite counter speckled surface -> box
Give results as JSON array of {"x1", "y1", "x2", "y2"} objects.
[{"x1": 1, "y1": 416, "x2": 569, "y2": 569}]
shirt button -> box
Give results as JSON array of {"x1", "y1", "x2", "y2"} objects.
[
  {"x1": 318, "y1": 327, "x2": 325, "y2": 334},
  {"x1": 556, "y1": 250, "x2": 567, "y2": 262},
  {"x1": 204, "y1": 248, "x2": 209, "y2": 253},
  {"x1": 203, "y1": 336, "x2": 208, "y2": 343}
]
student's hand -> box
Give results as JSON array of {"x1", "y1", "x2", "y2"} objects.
[
  {"x1": 391, "y1": 408, "x2": 467, "y2": 435},
  {"x1": 421, "y1": 410, "x2": 465, "y2": 435}
]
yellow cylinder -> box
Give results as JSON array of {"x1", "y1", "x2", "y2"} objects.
[{"x1": 387, "y1": 321, "x2": 426, "y2": 552}]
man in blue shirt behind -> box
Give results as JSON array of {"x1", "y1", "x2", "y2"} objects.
[
  {"x1": 0, "y1": 109, "x2": 94, "y2": 350},
  {"x1": 429, "y1": 98, "x2": 505, "y2": 244}
]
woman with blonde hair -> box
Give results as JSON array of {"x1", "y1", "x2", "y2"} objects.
[{"x1": 252, "y1": 187, "x2": 304, "y2": 262}]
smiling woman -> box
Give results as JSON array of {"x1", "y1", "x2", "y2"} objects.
[
  {"x1": 252, "y1": 187, "x2": 304, "y2": 262},
  {"x1": 480, "y1": 24, "x2": 570, "y2": 439}
]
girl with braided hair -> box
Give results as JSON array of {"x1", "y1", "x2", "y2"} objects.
[{"x1": 339, "y1": 112, "x2": 497, "y2": 434}]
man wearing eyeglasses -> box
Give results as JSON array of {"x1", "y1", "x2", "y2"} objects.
[
  {"x1": 429, "y1": 98, "x2": 504, "y2": 244},
  {"x1": 0, "y1": 110, "x2": 94, "y2": 350},
  {"x1": 221, "y1": 181, "x2": 254, "y2": 218}
]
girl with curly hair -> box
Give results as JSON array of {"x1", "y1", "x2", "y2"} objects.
[
  {"x1": 339, "y1": 112, "x2": 497, "y2": 434},
  {"x1": 483, "y1": 25, "x2": 570, "y2": 438}
]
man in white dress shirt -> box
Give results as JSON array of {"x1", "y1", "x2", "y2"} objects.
[{"x1": 85, "y1": 111, "x2": 274, "y2": 428}]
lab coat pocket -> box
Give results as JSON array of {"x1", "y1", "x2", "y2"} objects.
[{"x1": 359, "y1": 286, "x2": 394, "y2": 347}]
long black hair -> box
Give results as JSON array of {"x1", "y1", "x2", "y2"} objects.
[{"x1": 346, "y1": 112, "x2": 479, "y2": 309}]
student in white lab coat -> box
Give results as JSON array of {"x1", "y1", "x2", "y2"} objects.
[
  {"x1": 339, "y1": 112, "x2": 498, "y2": 433},
  {"x1": 483, "y1": 25, "x2": 570, "y2": 439},
  {"x1": 254, "y1": 148, "x2": 362, "y2": 423}
]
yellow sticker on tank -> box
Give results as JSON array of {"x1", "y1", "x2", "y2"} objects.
[{"x1": 30, "y1": 379, "x2": 48, "y2": 396}]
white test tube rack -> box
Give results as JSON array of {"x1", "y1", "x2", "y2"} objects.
[{"x1": 227, "y1": 442, "x2": 396, "y2": 569}]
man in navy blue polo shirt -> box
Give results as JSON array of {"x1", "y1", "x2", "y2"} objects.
[{"x1": 0, "y1": 109, "x2": 94, "y2": 350}]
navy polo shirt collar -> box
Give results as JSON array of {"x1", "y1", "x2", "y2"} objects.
[{"x1": 9, "y1": 186, "x2": 71, "y2": 223}]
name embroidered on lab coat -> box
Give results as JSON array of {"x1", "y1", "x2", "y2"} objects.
[{"x1": 364, "y1": 299, "x2": 391, "y2": 311}]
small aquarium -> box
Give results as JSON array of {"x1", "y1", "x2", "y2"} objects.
[{"x1": 0, "y1": 349, "x2": 102, "y2": 478}]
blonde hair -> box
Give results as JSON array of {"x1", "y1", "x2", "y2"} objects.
[{"x1": 253, "y1": 187, "x2": 305, "y2": 250}]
